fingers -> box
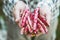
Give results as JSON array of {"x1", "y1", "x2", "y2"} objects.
[
  {"x1": 37, "y1": 2, "x2": 51, "y2": 26},
  {"x1": 14, "y1": 1, "x2": 26, "y2": 10},
  {"x1": 20, "y1": 28, "x2": 24, "y2": 34},
  {"x1": 13, "y1": 1, "x2": 27, "y2": 23}
]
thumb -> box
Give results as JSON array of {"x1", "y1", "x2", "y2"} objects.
[{"x1": 15, "y1": 10, "x2": 21, "y2": 23}]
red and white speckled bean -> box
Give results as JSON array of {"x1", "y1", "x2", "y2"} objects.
[{"x1": 33, "y1": 8, "x2": 39, "y2": 30}]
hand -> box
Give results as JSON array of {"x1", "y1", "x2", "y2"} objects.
[
  {"x1": 37, "y1": 2, "x2": 52, "y2": 26},
  {"x1": 13, "y1": 1, "x2": 33, "y2": 37},
  {"x1": 13, "y1": 1, "x2": 28, "y2": 27}
]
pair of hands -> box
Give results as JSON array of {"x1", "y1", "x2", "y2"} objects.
[{"x1": 13, "y1": 1, "x2": 51, "y2": 37}]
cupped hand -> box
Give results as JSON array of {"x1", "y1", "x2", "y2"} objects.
[{"x1": 13, "y1": 1, "x2": 29, "y2": 27}]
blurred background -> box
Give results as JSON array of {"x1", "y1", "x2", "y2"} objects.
[{"x1": 0, "y1": 0, "x2": 60, "y2": 40}]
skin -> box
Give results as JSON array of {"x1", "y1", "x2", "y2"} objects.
[{"x1": 13, "y1": 1, "x2": 51, "y2": 37}]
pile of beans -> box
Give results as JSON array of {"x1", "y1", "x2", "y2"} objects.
[{"x1": 20, "y1": 7, "x2": 49, "y2": 36}]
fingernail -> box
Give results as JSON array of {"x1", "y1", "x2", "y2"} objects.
[{"x1": 15, "y1": 18, "x2": 20, "y2": 23}]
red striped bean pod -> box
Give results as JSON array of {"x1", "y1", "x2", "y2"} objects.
[
  {"x1": 38, "y1": 13, "x2": 49, "y2": 27},
  {"x1": 37, "y1": 18, "x2": 48, "y2": 33},
  {"x1": 21, "y1": 9, "x2": 29, "y2": 27},
  {"x1": 33, "y1": 8, "x2": 39, "y2": 30},
  {"x1": 37, "y1": 23, "x2": 45, "y2": 34}
]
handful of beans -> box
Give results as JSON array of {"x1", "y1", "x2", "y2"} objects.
[{"x1": 20, "y1": 7, "x2": 49, "y2": 37}]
